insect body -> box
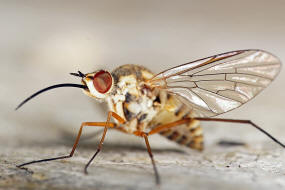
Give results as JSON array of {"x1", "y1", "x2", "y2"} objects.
[
  {"x1": 16, "y1": 49, "x2": 282, "y2": 185},
  {"x1": 93, "y1": 65, "x2": 204, "y2": 150}
]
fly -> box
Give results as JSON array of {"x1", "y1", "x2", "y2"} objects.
[{"x1": 16, "y1": 49, "x2": 282, "y2": 185}]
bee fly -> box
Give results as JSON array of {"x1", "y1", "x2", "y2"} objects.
[{"x1": 16, "y1": 49, "x2": 283, "y2": 185}]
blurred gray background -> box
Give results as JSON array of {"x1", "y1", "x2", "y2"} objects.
[{"x1": 1, "y1": 1, "x2": 285, "y2": 190}]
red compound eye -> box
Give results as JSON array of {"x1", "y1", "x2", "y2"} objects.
[{"x1": 93, "y1": 70, "x2": 112, "y2": 93}]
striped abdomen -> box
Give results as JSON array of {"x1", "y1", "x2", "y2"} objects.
[
  {"x1": 159, "y1": 118, "x2": 203, "y2": 150},
  {"x1": 150, "y1": 93, "x2": 204, "y2": 151}
]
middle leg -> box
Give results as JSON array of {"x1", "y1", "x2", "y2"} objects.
[
  {"x1": 84, "y1": 111, "x2": 126, "y2": 174},
  {"x1": 132, "y1": 118, "x2": 197, "y2": 185}
]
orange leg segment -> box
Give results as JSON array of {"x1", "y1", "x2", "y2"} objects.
[
  {"x1": 134, "y1": 118, "x2": 191, "y2": 137},
  {"x1": 143, "y1": 117, "x2": 285, "y2": 149}
]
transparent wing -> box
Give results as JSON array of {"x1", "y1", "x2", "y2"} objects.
[{"x1": 149, "y1": 49, "x2": 281, "y2": 117}]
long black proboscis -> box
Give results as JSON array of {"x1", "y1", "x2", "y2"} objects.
[{"x1": 15, "y1": 83, "x2": 87, "y2": 110}]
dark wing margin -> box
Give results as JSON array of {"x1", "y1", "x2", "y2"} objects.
[{"x1": 148, "y1": 50, "x2": 281, "y2": 117}]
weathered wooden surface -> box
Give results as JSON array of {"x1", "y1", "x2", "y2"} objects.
[{"x1": 1, "y1": 130, "x2": 285, "y2": 190}]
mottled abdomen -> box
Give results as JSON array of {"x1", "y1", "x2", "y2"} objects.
[{"x1": 150, "y1": 93, "x2": 204, "y2": 151}]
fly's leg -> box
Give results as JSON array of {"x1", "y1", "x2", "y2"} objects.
[
  {"x1": 131, "y1": 117, "x2": 285, "y2": 185},
  {"x1": 143, "y1": 133, "x2": 160, "y2": 185},
  {"x1": 84, "y1": 111, "x2": 125, "y2": 174},
  {"x1": 194, "y1": 117, "x2": 285, "y2": 148},
  {"x1": 84, "y1": 126, "x2": 107, "y2": 174},
  {"x1": 132, "y1": 132, "x2": 161, "y2": 185},
  {"x1": 132, "y1": 119, "x2": 192, "y2": 185},
  {"x1": 137, "y1": 118, "x2": 192, "y2": 136},
  {"x1": 144, "y1": 117, "x2": 285, "y2": 148},
  {"x1": 17, "y1": 111, "x2": 125, "y2": 169},
  {"x1": 16, "y1": 122, "x2": 116, "y2": 168}
]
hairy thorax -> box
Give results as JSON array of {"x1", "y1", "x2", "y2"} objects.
[{"x1": 106, "y1": 65, "x2": 161, "y2": 133}]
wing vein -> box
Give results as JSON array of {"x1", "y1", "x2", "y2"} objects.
[
  {"x1": 227, "y1": 80, "x2": 265, "y2": 88},
  {"x1": 195, "y1": 87, "x2": 243, "y2": 104},
  {"x1": 191, "y1": 56, "x2": 244, "y2": 75},
  {"x1": 180, "y1": 73, "x2": 274, "y2": 80}
]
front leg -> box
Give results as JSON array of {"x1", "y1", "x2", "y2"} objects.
[{"x1": 17, "y1": 111, "x2": 125, "y2": 169}]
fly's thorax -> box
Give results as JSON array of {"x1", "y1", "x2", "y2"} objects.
[{"x1": 107, "y1": 64, "x2": 162, "y2": 133}]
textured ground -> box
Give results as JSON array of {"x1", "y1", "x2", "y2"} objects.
[{"x1": 1, "y1": 126, "x2": 285, "y2": 190}]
